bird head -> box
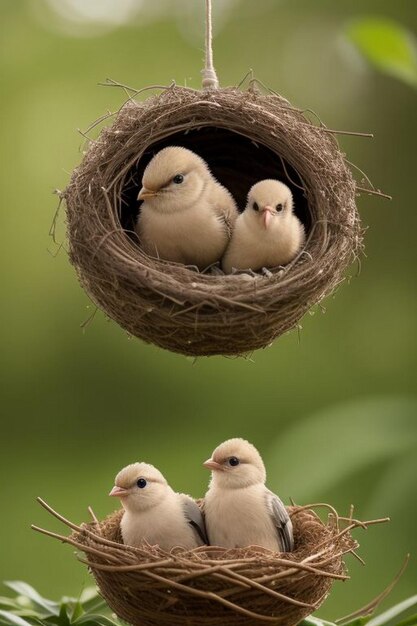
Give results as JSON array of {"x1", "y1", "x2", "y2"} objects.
[
  {"x1": 137, "y1": 146, "x2": 211, "y2": 213},
  {"x1": 245, "y1": 180, "x2": 293, "y2": 230},
  {"x1": 109, "y1": 462, "x2": 169, "y2": 513},
  {"x1": 203, "y1": 438, "x2": 266, "y2": 489}
]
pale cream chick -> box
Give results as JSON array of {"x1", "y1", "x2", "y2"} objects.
[
  {"x1": 110, "y1": 462, "x2": 207, "y2": 551},
  {"x1": 222, "y1": 180, "x2": 305, "y2": 274},
  {"x1": 136, "y1": 146, "x2": 238, "y2": 269},
  {"x1": 203, "y1": 438, "x2": 294, "y2": 552}
]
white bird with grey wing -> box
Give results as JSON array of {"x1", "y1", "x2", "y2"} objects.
[
  {"x1": 222, "y1": 179, "x2": 305, "y2": 274},
  {"x1": 109, "y1": 462, "x2": 207, "y2": 551},
  {"x1": 203, "y1": 438, "x2": 294, "y2": 552},
  {"x1": 136, "y1": 146, "x2": 238, "y2": 270}
]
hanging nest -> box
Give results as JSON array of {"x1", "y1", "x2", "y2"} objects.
[
  {"x1": 32, "y1": 499, "x2": 388, "y2": 626},
  {"x1": 63, "y1": 82, "x2": 371, "y2": 357}
]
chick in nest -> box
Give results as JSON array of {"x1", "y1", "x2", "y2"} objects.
[
  {"x1": 203, "y1": 438, "x2": 294, "y2": 552},
  {"x1": 136, "y1": 146, "x2": 238, "y2": 270},
  {"x1": 110, "y1": 462, "x2": 207, "y2": 550},
  {"x1": 222, "y1": 179, "x2": 305, "y2": 274}
]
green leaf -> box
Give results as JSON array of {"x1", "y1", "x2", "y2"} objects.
[
  {"x1": 367, "y1": 595, "x2": 417, "y2": 626},
  {"x1": 0, "y1": 609, "x2": 38, "y2": 626},
  {"x1": 0, "y1": 597, "x2": 23, "y2": 610},
  {"x1": 345, "y1": 18, "x2": 417, "y2": 88},
  {"x1": 78, "y1": 588, "x2": 105, "y2": 614},
  {"x1": 0, "y1": 609, "x2": 44, "y2": 620},
  {"x1": 58, "y1": 603, "x2": 71, "y2": 626},
  {"x1": 78, "y1": 588, "x2": 100, "y2": 608},
  {"x1": 395, "y1": 614, "x2": 417, "y2": 626},
  {"x1": 300, "y1": 617, "x2": 337, "y2": 626},
  {"x1": 4, "y1": 582, "x2": 59, "y2": 617},
  {"x1": 73, "y1": 614, "x2": 120, "y2": 626},
  {"x1": 70, "y1": 601, "x2": 84, "y2": 622}
]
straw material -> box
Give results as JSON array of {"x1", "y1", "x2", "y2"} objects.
[
  {"x1": 33, "y1": 501, "x2": 374, "y2": 626},
  {"x1": 31, "y1": 498, "x2": 391, "y2": 626},
  {"x1": 64, "y1": 84, "x2": 364, "y2": 356},
  {"x1": 71, "y1": 505, "x2": 352, "y2": 626}
]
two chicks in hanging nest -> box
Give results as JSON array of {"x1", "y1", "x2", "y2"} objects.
[
  {"x1": 136, "y1": 146, "x2": 305, "y2": 274},
  {"x1": 110, "y1": 437, "x2": 294, "y2": 555}
]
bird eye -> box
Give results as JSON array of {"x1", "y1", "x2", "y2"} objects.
[
  {"x1": 228, "y1": 456, "x2": 240, "y2": 467},
  {"x1": 172, "y1": 174, "x2": 184, "y2": 184},
  {"x1": 136, "y1": 478, "x2": 147, "y2": 488},
  {"x1": 253, "y1": 202, "x2": 259, "y2": 212},
  {"x1": 276, "y1": 203, "x2": 283, "y2": 212}
]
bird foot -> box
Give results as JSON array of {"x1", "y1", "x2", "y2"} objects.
[
  {"x1": 208, "y1": 264, "x2": 225, "y2": 276},
  {"x1": 261, "y1": 267, "x2": 273, "y2": 278}
]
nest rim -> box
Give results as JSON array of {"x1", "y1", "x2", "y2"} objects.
[
  {"x1": 32, "y1": 498, "x2": 390, "y2": 626},
  {"x1": 65, "y1": 84, "x2": 363, "y2": 356},
  {"x1": 53, "y1": 503, "x2": 357, "y2": 626}
]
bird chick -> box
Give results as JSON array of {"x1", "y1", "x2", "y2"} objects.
[
  {"x1": 136, "y1": 146, "x2": 238, "y2": 270},
  {"x1": 222, "y1": 179, "x2": 305, "y2": 274},
  {"x1": 110, "y1": 462, "x2": 207, "y2": 551},
  {"x1": 203, "y1": 438, "x2": 294, "y2": 552}
]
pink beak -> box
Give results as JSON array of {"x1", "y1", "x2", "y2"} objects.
[
  {"x1": 203, "y1": 458, "x2": 225, "y2": 471},
  {"x1": 109, "y1": 485, "x2": 129, "y2": 498},
  {"x1": 262, "y1": 206, "x2": 274, "y2": 229}
]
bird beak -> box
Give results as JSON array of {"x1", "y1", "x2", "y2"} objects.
[
  {"x1": 109, "y1": 485, "x2": 129, "y2": 498},
  {"x1": 203, "y1": 458, "x2": 225, "y2": 471},
  {"x1": 262, "y1": 206, "x2": 274, "y2": 229},
  {"x1": 138, "y1": 187, "x2": 157, "y2": 201}
]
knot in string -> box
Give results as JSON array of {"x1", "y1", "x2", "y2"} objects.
[
  {"x1": 202, "y1": 0, "x2": 219, "y2": 89},
  {"x1": 201, "y1": 67, "x2": 218, "y2": 89}
]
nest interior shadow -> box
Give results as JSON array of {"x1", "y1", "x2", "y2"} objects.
[
  {"x1": 65, "y1": 85, "x2": 362, "y2": 356},
  {"x1": 121, "y1": 127, "x2": 311, "y2": 234}
]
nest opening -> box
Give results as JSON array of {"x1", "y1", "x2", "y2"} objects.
[{"x1": 120, "y1": 126, "x2": 311, "y2": 235}]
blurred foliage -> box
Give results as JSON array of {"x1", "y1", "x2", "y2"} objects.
[
  {"x1": 2, "y1": 582, "x2": 417, "y2": 626},
  {"x1": 0, "y1": 0, "x2": 416, "y2": 622},
  {"x1": 345, "y1": 17, "x2": 417, "y2": 88},
  {"x1": 0, "y1": 582, "x2": 119, "y2": 626}
]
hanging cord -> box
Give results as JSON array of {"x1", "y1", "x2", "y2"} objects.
[{"x1": 201, "y1": 0, "x2": 219, "y2": 89}]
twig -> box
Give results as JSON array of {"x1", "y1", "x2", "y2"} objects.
[
  {"x1": 88, "y1": 506, "x2": 99, "y2": 524},
  {"x1": 336, "y1": 555, "x2": 410, "y2": 624},
  {"x1": 356, "y1": 186, "x2": 392, "y2": 200}
]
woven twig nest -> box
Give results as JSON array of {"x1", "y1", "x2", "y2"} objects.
[
  {"x1": 64, "y1": 83, "x2": 364, "y2": 356},
  {"x1": 33, "y1": 500, "x2": 389, "y2": 626}
]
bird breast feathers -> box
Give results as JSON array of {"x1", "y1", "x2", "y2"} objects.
[
  {"x1": 140, "y1": 203, "x2": 228, "y2": 253},
  {"x1": 206, "y1": 485, "x2": 275, "y2": 531},
  {"x1": 121, "y1": 494, "x2": 196, "y2": 548}
]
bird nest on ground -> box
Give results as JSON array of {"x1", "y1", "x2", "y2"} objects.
[
  {"x1": 33, "y1": 499, "x2": 388, "y2": 626},
  {"x1": 62, "y1": 81, "x2": 386, "y2": 356}
]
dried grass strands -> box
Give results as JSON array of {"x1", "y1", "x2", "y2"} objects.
[
  {"x1": 62, "y1": 83, "x2": 385, "y2": 355},
  {"x1": 32, "y1": 499, "x2": 388, "y2": 626}
]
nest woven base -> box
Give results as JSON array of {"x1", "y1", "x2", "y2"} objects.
[{"x1": 32, "y1": 500, "x2": 390, "y2": 626}]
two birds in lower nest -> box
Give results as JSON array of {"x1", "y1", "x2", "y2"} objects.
[
  {"x1": 109, "y1": 438, "x2": 294, "y2": 554},
  {"x1": 135, "y1": 146, "x2": 305, "y2": 273}
]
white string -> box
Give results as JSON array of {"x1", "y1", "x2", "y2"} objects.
[{"x1": 201, "y1": 0, "x2": 219, "y2": 89}]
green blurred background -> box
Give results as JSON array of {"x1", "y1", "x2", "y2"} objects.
[{"x1": 1, "y1": 0, "x2": 416, "y2": 620}]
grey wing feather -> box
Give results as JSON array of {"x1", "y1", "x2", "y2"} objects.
[
  {"x1": 180, "y1": 495, "x2": 208, "y2": 545},
  {"x1": 211, "y1": 183, "x2": 238, "y2": 238},
  {"x1": 266, "y1": 490, "x2": 294, "y2": 552}
]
